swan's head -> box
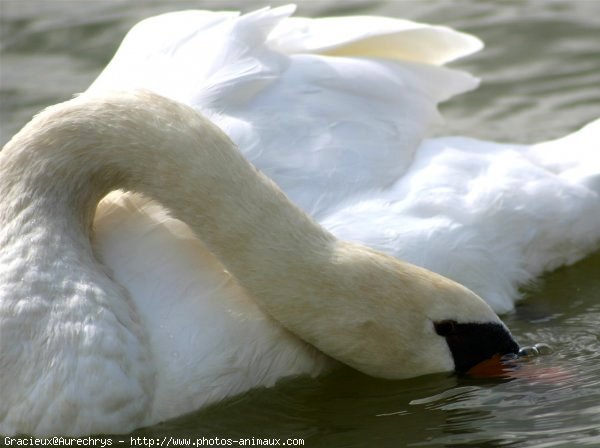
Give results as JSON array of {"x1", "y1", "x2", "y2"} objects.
[{"x1": 291, "y1": 242, "x2": 519, "y2": 379}]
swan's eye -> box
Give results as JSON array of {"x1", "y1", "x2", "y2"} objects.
[{"x1": 434, "y1": 319, "x2": 458, "y2": 337}]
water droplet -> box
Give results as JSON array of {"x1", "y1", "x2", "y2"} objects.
[
  {"x1": 533, "y1": 343, "x2": 554, "y2": 355},
  {"x1": 518, "y1": 345, "x2": 539, "y2": 357}
]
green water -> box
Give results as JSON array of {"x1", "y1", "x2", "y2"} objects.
[{"x1": 1, "y1": 1, "x2": 600, "y2": 446}]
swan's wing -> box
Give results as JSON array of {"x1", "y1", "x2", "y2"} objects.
[
  {"x1": 267, "y1": 13, "x2": 482, "y2": 65},
  {"x1": 89, "y1": 5, "x2": 480, "y2": 216},
  {"x1": 528, "y1": 118, "x2": 600, "y2": 192},
  {"x1": 322, "y1": 121, "x2": 600, "y2": 313}
]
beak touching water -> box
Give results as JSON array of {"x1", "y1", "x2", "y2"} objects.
[{"x1": 434, "y1": 320, "x2": 520, "y2": 376}]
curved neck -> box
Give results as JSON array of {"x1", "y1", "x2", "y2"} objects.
[
  {"x1": 0, "y1": 90, "x2": 335, "y2": 338},
  {"x1": 1, "y1": 90, "x2": 508, "y2": 384}
]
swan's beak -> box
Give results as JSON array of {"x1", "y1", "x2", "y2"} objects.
[{"x1": 434, "y1": 321, "x2": 519, "y2": 375}]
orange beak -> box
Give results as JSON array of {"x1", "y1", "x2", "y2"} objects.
[{"x1": 467, "y1": 354, "x2": 517, "y2": 378}]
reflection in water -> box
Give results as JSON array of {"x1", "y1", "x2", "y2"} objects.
[{"x1": 1, "y1": 1, "x2": 600, "y2": 446}]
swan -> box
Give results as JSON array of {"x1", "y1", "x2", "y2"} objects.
[
  {"x1": 88, "y1": 5, "x2": 600, "y2": 313},
  {"x1": 0, "y1": 90, "x2": 517, "y2": 435},
  {"x1": 1, "y1": 4, "x2": 598, "y2": 437}
]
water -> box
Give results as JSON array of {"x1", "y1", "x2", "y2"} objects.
[{"x1": 1, "y1": 1, "x2": 599, "y2": 446}]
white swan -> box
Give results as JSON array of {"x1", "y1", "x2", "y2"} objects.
[
  {"x1": 88, "y1": 5, "x2": 600, "y2": 313},
  {"x1": 1, "y1": 4, "x2": 598, "y2": 437},
  {"x1": 0, "y1": 90, "x2": 517, "y2": 435}
]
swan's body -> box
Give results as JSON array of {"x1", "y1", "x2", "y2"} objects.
[
  {"x1": 89, "y1": 5, "x2": 600, "y2": 313},
  {"x1": 0, "y1": 4, "x2": 597, "y2": 437},
  {"x1": 0, "y1": 91, "x2": 516, "y2": 435}
]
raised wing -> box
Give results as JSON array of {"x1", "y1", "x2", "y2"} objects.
[{"x1": 89, "y1": 5, "x2": 480, "y2": 216}]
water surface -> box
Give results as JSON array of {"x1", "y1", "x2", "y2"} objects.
[{"x1": 1, "y1": 1, "x2": 599, "y2": 446}]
